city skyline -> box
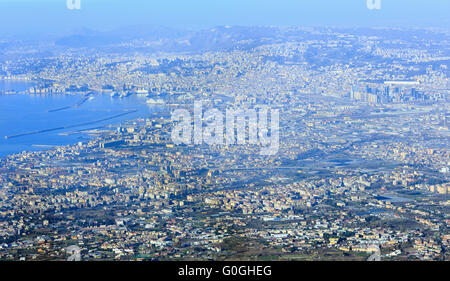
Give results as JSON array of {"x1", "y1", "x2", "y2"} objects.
[{"x1": 0, "y1": 0, "x2": 448, "y2": 265}]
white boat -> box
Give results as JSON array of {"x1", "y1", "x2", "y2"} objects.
[{"x1": 146, "y1": 98, "x2": 165, "y2": 104}]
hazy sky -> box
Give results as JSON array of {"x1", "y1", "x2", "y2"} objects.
[{"x1": 0, "y1": 0, "x2": 449, "y2": 37}]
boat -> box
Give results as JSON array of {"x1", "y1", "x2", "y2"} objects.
[{"x1": 146, "y1": 98, "x2": 165, "y2": 104}]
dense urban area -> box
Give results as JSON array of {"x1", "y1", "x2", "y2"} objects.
[{"x1": 0, "y1": 26, "x2": 449, "y2": 261}]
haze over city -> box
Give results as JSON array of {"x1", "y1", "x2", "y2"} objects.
[
  {"x1": 1, "y1": 0, "x2": 450, "y2": 37},
  {"x1": 0, "y1": 0, "x2": 448, "y2": 266}
]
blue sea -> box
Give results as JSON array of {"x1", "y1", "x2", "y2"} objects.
[{"x1": 0, "y1": 81, "x2": 164, "y2": 157}]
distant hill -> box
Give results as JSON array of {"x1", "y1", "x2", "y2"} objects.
[{"x1": 53, "y1": 25, "x2": 317, "y2": 53}]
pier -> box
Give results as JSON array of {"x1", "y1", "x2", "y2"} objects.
[
  {"x1": 48, "y1": 92, "x2": 93, "y2": 113},
  {"x1": 5, "y1": 110, "x2": 138, "y2": 139}
]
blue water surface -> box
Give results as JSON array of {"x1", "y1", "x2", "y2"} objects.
[{"x1": 0, "y1": 81, "x2": 163, "y2": 156}]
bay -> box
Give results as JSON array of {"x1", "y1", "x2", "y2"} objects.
[{"x1": 0, "y1": 82, "x2": 165, "y2": 157}]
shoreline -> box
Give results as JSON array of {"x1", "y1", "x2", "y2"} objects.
[{"x1": 0, "y1": 93, "x2": 159, "y2": 158}]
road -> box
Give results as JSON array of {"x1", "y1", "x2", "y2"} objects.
[{"x1": 367, "y1": 245, "x2": 381, "y2": 261}]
